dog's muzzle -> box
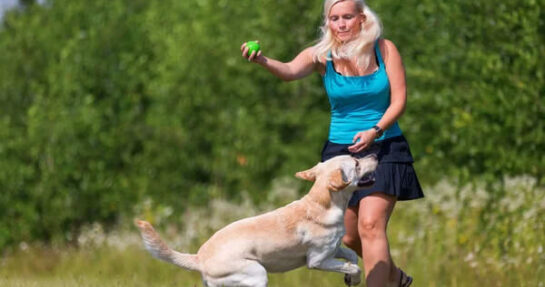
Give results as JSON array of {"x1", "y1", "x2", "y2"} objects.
[{"x1": 357, "y1": 171, "x2": 376, "y2": 187}]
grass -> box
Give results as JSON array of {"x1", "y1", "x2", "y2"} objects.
[
  {"x1": 0, "y1": 245, "x2": 355, "y2": 287},
  {"x1": 1, "y1": 245, "x2": 202, "y2": 286},
  {"x1": 1, "y1": 176, "x2": 544, "y2": 286}
]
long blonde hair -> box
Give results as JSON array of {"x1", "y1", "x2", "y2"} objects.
[{"x1": 313, "y1": 0, "x2": 382, "y2": 69}]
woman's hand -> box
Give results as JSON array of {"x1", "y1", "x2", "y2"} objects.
[
  {"x1": 239, "y1": 45, "x2": 316, "y2": 81},
  {"x1": 241, "y1": 41, "x2": 265, "y2": 64},
  {"x1": 348, "y1": 129, "x2": 378, "y2": 153}
]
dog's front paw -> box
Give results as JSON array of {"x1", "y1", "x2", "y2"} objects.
[
  {"x1": 344, "y1": 273, "x2": 361, "y2": 286},
  {"x1": 343, "y1": 268, "x2": 361, "y2": 286}
]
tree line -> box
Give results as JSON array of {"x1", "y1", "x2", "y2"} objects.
[{"x1": 0, "y1": 0, "x2": 543, "y2": 248}]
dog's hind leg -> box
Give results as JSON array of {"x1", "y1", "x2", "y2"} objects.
[
  {"x1": 205, "y1": 260, "x2": 268, "y2": 287},
  {"x1": 240, "y1": 262, "x2": 268, "y2": 287}
]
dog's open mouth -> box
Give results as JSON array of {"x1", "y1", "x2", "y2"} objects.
[{"x1": 357, "y1": 172, "x2": 376, "y2": 187}]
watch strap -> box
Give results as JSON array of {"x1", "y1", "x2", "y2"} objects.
[{"x1": 372, "y1": 125, "x2": 383, "y2": 137}]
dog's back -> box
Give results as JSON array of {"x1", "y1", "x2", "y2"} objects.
[{"x1": 197, "y1": 200, "x2": 315, "y2": 273}]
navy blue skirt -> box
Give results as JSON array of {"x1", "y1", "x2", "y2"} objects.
[{"x1": 321, "y1": 135, "x2": 424, "y2": 206}]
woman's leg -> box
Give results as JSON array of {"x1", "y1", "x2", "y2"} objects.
[
  {"x1": 343, "y1": 205, "x2": 362, "y2": 257},
  {"x1": 357, "y1": 193, "x2": 399, "y2": 287}
]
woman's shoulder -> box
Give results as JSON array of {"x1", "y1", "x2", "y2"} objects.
[
  {"x1": 299, "y1": 45, "x2": 326, "y2": 74},
  {"x1": 301, "y1": 45, "x2": 327, "y2": 64},
  {"x1": 377, "y1": 38, "x2": 401, "y2": 63},
  {"x1": 377, "y1": 38, "x2": 398, "y2": 52}
]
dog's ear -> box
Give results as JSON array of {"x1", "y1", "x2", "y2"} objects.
[
  {"x1": 295, "y1": 164, "x2": 318, "y2": 182},
  {"x1": 328, "y1": 168, "x2": 351, "y2": 192}
]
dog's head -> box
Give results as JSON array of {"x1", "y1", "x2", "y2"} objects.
[{"x1": 295, "y1": 154, "x2": 378, "y2": 192}]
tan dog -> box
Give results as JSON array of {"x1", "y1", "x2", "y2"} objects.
[{"x1": 136, "y1": 154, "x2": 377, "y2": 287}]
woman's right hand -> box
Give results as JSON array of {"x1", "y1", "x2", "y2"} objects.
[
  {"x1": 241, "y1": 41, "x2": 265, "y2": 64},
  {"x1": 239, "y1": 44, "x2": 316, "y2": 81}
]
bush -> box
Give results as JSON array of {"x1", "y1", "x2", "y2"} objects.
[{"x1": 0, "y1": 0, "x2": 543, "y2": 247}]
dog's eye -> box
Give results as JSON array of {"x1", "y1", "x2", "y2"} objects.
[{"x1": 355, "y1": 160, "x2": 359, "y2": 167}]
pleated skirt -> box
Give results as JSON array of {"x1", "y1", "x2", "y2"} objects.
[{"x1": 321, "y1": 135, "x2": 424, "y2": 206}]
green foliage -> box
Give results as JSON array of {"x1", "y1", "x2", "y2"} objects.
[
  {"x1": 375, "y1": 0, "x2": 545, "y2": 183},
  {"x1": 0, "y1": 0, "x2": 544, "y2": 249},
  {"x1": 0, "y1": 0, "x2": 328, "y2": 247}
]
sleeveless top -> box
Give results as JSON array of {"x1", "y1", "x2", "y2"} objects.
[{"x1": 322, "y1": 40, "x2": 403, "y2": 144}]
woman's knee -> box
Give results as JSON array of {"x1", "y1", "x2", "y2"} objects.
[
  {"x1": 357, "y1": 194, "x2": 395, "y2": 241},
  {"x1": 357, "y1": 217, "x2": 387, "y2": 241}
]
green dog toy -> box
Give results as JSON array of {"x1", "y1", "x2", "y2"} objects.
[{"x1": 246, "y1": 41, "x2": 260, "y2": 55}]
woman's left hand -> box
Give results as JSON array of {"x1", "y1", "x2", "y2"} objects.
[{"x1": 348, "y1": 129, "x2": 377, "y2": 153}]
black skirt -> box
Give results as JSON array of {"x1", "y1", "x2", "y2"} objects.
[{"x1": 321, "y1": 135, "x2": 424, "y2": 206}]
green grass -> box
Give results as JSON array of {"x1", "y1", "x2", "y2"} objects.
[
  {"x1": 1, "y1": 246, "x2": 201, "y2": 286},
  {"x1": 1, "y1": 176, "x2": 544, "y2": 286},
  {"x1": 0, "y1": 245, "x2": 353, "y2": 287}
]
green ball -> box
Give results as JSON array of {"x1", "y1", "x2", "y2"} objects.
[{"x1": 246, "y1": 41, "x2": 260, "y2": 55}]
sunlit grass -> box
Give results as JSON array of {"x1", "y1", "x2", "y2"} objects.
[
  {"x1": 0, "y1": 245, "x2": 202, "y2": 286},
  {"x1": 0, "y1": 245, "x2": 354, "y2": 287},
  {"x1": 1, "y1": 176, "x2": 544, "y2": 286}
]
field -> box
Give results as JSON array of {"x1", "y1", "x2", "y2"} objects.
[{"x1": 1, "y1": 177, "x2": 544, "y2": 286}]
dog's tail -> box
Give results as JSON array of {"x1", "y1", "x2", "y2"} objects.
[{"x1": 135, "y1": 219, "x2": 201, "y2": 272}]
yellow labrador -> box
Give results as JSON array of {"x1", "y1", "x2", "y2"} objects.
[{"x1": 136, "y1": 154, "x2": 377, "y2": 287}]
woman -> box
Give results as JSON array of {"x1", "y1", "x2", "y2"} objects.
[{"x1": 241, "y1": 0, "x2": 423, "y2": 286}]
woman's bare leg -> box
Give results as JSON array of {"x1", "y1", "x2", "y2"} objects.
[
  {"x1": 343, "y1": 205, "x2": 362, "y2": 257},
  {"x1": 357, "y1": 193, "x2": 399, "y2": 287}
]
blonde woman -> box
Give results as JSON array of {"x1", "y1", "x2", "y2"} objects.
[{"x1": 241, "y1": 0, "x2": 423, "y2": 286}]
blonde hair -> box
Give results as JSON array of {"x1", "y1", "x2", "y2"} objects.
[{"x1": 313, "y1": 0, "x2": 382, "y2": 69}]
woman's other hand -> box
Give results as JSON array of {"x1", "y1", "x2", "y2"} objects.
[
  {"x1": 348, "y1": 129, "x2": 378, "y2": 153},
  {"x1": 241, "y1": 41, "x2": 265, "y2": 64}
]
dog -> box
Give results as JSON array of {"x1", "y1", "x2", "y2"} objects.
[{"x1": 136, "y1": 154, "x2": 377, "y2": 287}]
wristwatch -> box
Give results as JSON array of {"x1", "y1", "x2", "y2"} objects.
[{"x1": 372, "y1": 125, "x2": 383, "y2": 137}]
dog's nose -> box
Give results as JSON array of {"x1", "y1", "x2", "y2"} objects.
[{"x1": 357, "y1": 171, "x2": 376, "y2": 187}]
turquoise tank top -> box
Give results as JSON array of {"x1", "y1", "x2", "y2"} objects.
[{"x1": 322, "y1": 41, "x2": 403, "y2": 144}]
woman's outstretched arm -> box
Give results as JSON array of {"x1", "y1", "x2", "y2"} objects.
[{"x1": 241, "y1": 43, "x2": 320, "y2": 81}]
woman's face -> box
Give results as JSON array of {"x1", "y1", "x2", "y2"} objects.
[{"x1": 328, "y1": 1, "x2": 364, "y2": 43}]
